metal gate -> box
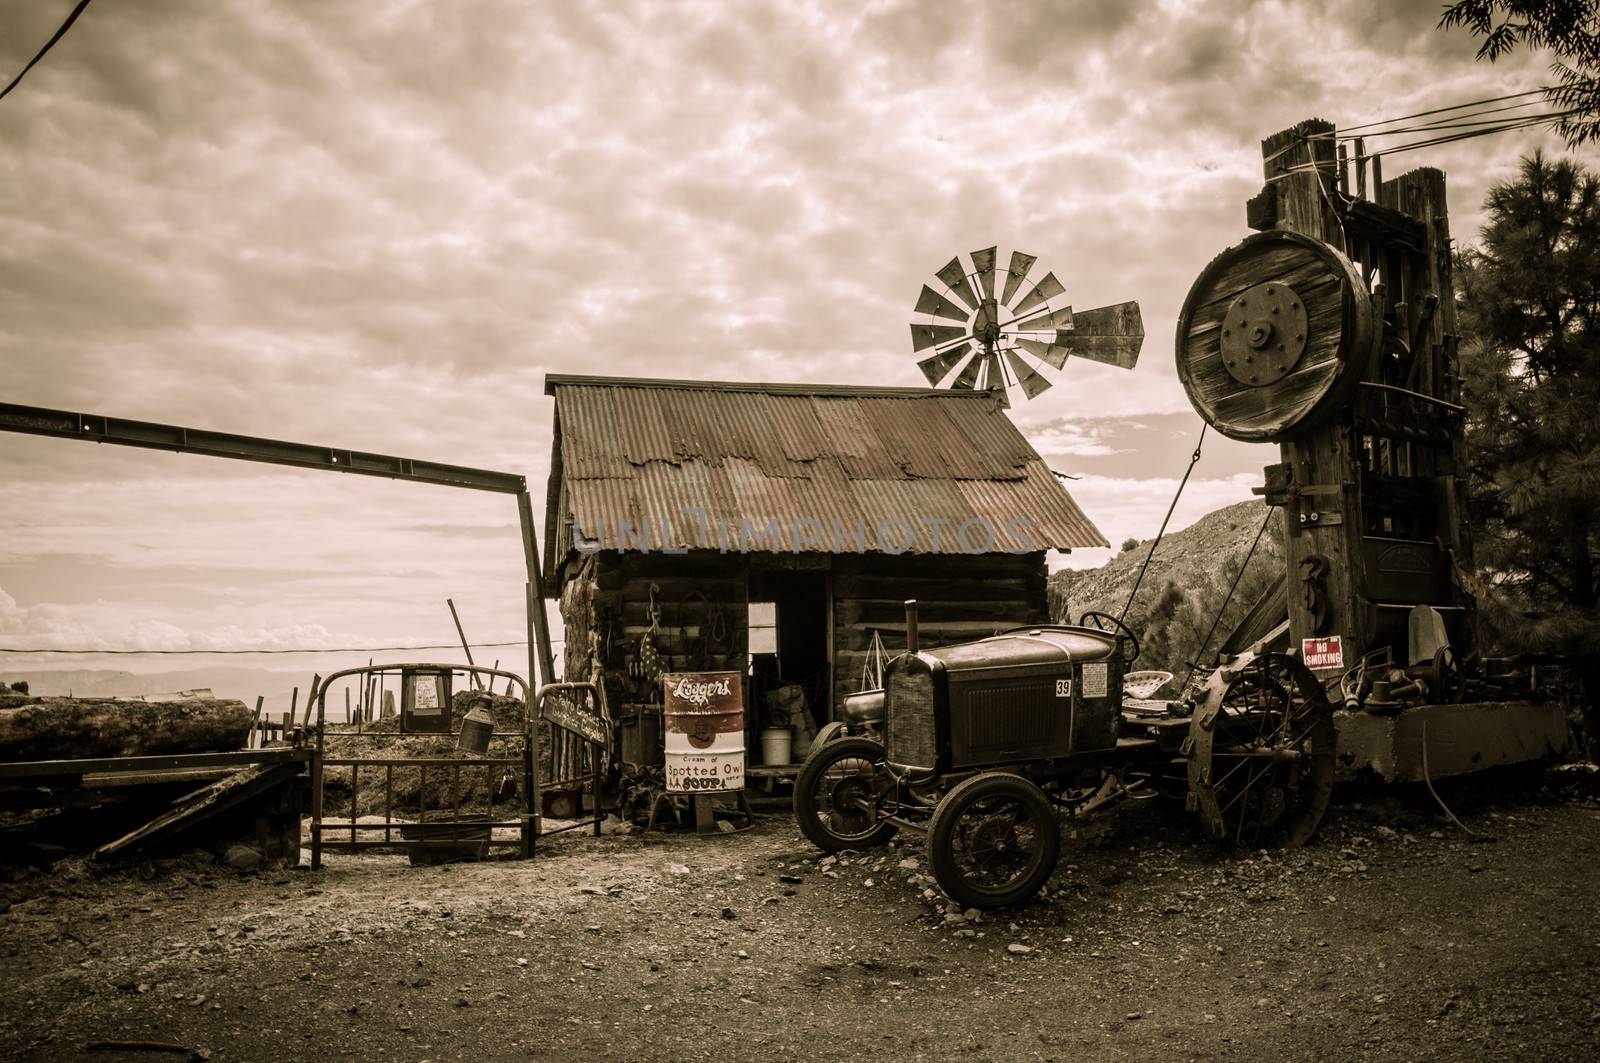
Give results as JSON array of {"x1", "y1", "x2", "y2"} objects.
[{"x1": 307, "y1": 664, "x2": 608, "y2": 867}]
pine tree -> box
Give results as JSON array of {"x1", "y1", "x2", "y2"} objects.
[{"x1": 1455, "y1": 151, "x2": 1600, "y2": 753}]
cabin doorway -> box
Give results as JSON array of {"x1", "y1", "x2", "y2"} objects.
[{"x1": 747, "y1": 567, "x2": 831, "y2": 736}]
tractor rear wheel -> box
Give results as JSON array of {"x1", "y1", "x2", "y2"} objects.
[{"x1": 1186, "y1": 652, "x2": 1336, "y2": 849}]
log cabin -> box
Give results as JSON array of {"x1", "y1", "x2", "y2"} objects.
[{"x1": 542, "y1": 374, "x2": 1107, "y2": 772}]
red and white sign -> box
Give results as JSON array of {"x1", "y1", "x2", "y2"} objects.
[
  {"x1": 663, "y1": 671, "x2": 745, "y2": 794},
  {"x1": 1302, "y1": 635, "x2": 1345, "y2": 671}
]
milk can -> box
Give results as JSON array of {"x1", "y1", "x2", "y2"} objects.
[{"x1": 456, "y1": 693, "x2": 495, "y2": 754}]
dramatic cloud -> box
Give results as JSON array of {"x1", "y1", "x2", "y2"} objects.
[{"x1": 0, "y1": 0, "x2": 1568, "y2": 672}]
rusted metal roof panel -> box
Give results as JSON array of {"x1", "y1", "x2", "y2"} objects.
[
  {"x1": 547, "y1": 375, "x2": 1103, "y2": 554},
  {"x1": 809, "y1": 397, "x2": 900, "y2": 479},
  {"x1": 556, "y1": 388, "x2": 628, "y2": 478}
]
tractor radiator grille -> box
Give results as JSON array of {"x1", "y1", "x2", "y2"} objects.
[
  {"x1": 886, "y1": 668, "x2": 937, "y2": 769},
  {"x1": 952, "y1": 679, "x2": 1065, "y2": 766}
]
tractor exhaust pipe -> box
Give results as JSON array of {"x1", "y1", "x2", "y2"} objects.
[{"x1": 905, "y1": 599, "x2": 920, "y2": 653}]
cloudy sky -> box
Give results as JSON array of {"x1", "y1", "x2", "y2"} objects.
[{"x1": 0, "y1": 0, "x2": 1570, "y2": 680}]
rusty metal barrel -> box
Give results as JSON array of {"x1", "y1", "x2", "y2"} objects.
[{"x1": 662, "y1": 671, "x2": 745, "y2": 794}]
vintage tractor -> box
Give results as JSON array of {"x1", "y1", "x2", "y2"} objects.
[{"x1": 793, "y1": 602, "x2": 1335, "y2": 908}]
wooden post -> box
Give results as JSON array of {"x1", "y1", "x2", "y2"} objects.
[
  {"x1": 1259, "y1": 119, "x2": 1371, "y2": 663},
  {"x1": 692, "y1": 794, "x2": 715, "y2": 834},
  {"x1": 448, "y1": 597, "x2": 485, "y2": 691},
  {"x1": 301, "y1": 674, "x2": 321, "y2": 728},
  {"x1": 250, "y1": 695, "x2": 265, "y2": 748}
]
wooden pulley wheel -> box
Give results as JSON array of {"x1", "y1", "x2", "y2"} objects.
[{"x1": 1175, "y1": 230, "x2": 1374, "y2": 442}]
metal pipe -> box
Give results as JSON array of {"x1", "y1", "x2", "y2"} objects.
[{"x1": 905, "y1": 599, "x2": 920, "y2": 653}]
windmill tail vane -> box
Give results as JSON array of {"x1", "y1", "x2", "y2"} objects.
[{"x1": 909, "y1": 246, "x2": 1144, "y2": 405}]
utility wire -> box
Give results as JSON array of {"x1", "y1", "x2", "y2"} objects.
[
  {"x1": 1335, "y1": 87, "x2": 1552, "y2": 134},
  {"x1": 0, "y1": 0, "x2": 93, "y2": 103},
  {"x1": 1366, "y1": 112, "x2": 1578, "y2": 158},
  {"x1": 1266, "y1": 110, "x2": 1577, "y2": 183},
  {"x1": 1116, "y1": 424, "x2": 1207, "y2": 625},
  {"x1": 1181, "y1": 507, "x2": 1274, "y2": 694},
  {"x1": 0, "y1": 639, "x2": 548, "y2": 656},
  {"x1": 1353, "y1": 107, "x2": 1581, "y2": 138}
]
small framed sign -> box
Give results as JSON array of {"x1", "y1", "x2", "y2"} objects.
[{"x1": 401, "y1": 668, "x2": 452, "y2": 734}]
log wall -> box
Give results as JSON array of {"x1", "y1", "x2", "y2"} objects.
[
  {"x1": 829, "y1": 552, "x2": 1049, "y2": 710},
  {"x1": 553, "y1": 549, "x2": 1049, "y2": 732}
]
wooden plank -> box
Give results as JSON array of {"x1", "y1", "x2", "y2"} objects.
[
  {"x1": 0, "y1": 747, "x2": 309, "y2": 780},
  {"x1": 93, "y1": 762, "x2": 305, "y2": 861}
]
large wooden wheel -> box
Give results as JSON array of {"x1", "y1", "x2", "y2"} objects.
[{"x1": 1175, "y1": 230, "x2": 1374, "y2": 442}]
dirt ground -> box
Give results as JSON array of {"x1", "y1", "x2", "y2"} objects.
[{"x1": 2, "y1": 780, "x2": 1599, "y2": 1063}]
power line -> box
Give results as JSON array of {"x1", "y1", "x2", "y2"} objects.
[
  {"x1": 1353, "y1": 106, "x2": 1578, "y2": 139},
  {"x1": 1366, "y1": 111, "x2": 1579, "y2": 159},
  {"x1": 0, "y1": 639, "x2": 556, "y2": 656},
  {"x1": 1335, "y1": 87, "x2": 1552, "y2": 134},
  {"x1": 0, "y1": 0, "x2": 93, "y2": 103}
]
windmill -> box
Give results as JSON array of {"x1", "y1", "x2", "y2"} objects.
[{"x1": 908, "y1": 247, "x2": 1145, "y2": 405}]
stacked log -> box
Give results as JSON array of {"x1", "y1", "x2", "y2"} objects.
[{"x1": 0, "y1": 695, "x2": 252, "y2": 761}]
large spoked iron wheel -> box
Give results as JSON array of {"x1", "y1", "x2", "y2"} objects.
[
  {"x1": 1187, "y1": 652, "x2": 1336, "y2": 849},
  {"x1": 793, "y1": 737, "x2": 899, "y2": 853},
  {"x1": 928, "y1": 772, "x2": 1060, "y2": 909}
]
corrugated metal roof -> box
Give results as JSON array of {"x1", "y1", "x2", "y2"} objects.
[{"x1": 545, "y1": 375, "x2": 1107, "y2": 556}]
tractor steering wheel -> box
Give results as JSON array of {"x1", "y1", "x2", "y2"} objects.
[{"x1": 1078, "y1": 610, "x2": 1141, "y2": 664}]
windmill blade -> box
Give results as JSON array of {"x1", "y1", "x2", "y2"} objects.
[
  {"x1": 950, "y1": 351, "x2": 985, "y2": 390},
  {"x1": 914, "y1": 284, "x2": 969, "y2": 323},
  {"x1": 970, "y1": 246, "x2": 997, "y2": 301},
  {"x1": 1004, "y1": 349, "x2": 1053, "y2": 399},
  {"x1": 910, "y1": 322, "x2": 968, "y2": 352},
  {"x1": 1011, "y1": 271, "x2": 1066, "y2": 317},
  {"x1": 1017, "y1": 337, "x2": 1071, "y2": 370},
  {"x1": 935, "y1": 257, "x2": 981, "y2": 312},
  {"x1": 918, "y1": 342, "x2": 972, "y2": 386},
  {"x1": 1057, "y1": 301, "x2": 1145, "y2": 369},
  {"x1": 1000, "y1": 251, "x2": 1037, "y2": 306},
  {"x1": 1012, "y1": 305, "x2": 1074, "y2": 332}
]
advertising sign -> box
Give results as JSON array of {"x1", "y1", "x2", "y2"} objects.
[
  {"x1": 401, "y1": 669, "x2": 451, "y2": 734},
  {"x1": 662, "y1": 671, "x2": 745, "y2": 794},
  {"x1": 1302, "y1": 635, "x2": 1345, "y2": 671}
]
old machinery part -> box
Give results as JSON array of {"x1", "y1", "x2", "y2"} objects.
[
  {"x1": 927, "y1": 771, "x2": 1061, "y2": 909},
  {"x1": 1297, "y1": 554, "x2": 1332, "y2": 634},
  {"x1": 792, "y1": 737, "x2": 899, "y2": 852},
  {"x1": 1364, "y1": 676, "x2": 1402, "y2": 714},
  {"x1": 1077, "y1": 610, "x2": 1142, "y2": 664},
  {"x1": 1185, "y1": 652, "x2": 1336, "y2": 849},
  {"x1": 1416, "y1": 646, "x2": 1467, "y2": 704},
  {"x1": 910, "y1": 246, "x2": 1144, "y2": 406},
  {"x1": 1220, "y1": 280, "x2": 1310, "y2": 387},
  {"x1": 1175, "y1": 229, "x2": 1375, "y2": 442}
]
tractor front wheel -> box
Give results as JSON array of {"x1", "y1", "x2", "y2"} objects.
[{"x1": 928, "y1": 772, "x2": 1060, "y2": 909}]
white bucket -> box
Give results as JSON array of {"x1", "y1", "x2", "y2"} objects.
[{"x1": 760, "y1": 726, "x2": 792, "y2": 766}]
